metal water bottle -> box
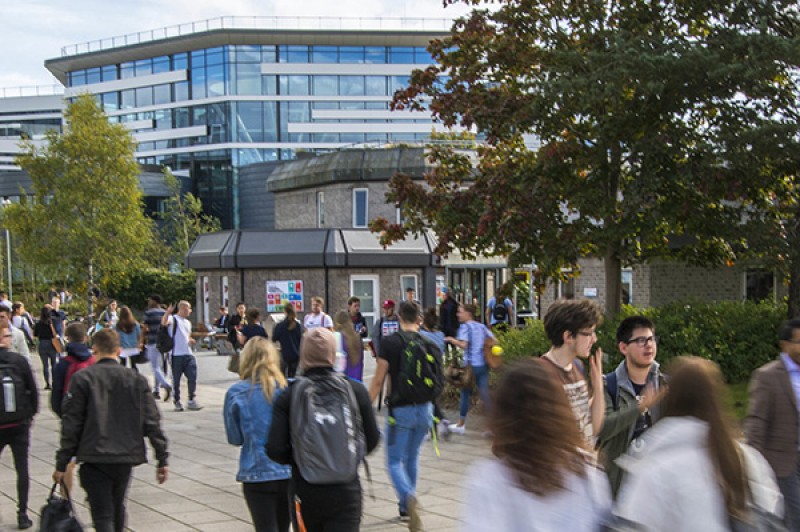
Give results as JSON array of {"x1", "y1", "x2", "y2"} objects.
[{"x1": 3, "y1": 376, "x2": 15, "y2": 413}]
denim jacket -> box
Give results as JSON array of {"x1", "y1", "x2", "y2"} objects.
[{"x1": 223, "y1": 380, "x2": 291, "y2": 483}]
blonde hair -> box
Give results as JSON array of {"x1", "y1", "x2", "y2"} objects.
[
  {"x1": 238, "y1": 337, "x2": 286, "y2": 401},
  {"x1": 334, "y1": 310, "x2": 361, "y2": 365}
]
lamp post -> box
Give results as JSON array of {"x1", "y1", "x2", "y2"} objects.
[{"x1": 2, "y1": 197, "x2": 11, "y2": 301}]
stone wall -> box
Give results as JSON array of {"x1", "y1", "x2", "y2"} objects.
[{"x1": 275, "y1": 182, "x2": 396, "y2": 230}]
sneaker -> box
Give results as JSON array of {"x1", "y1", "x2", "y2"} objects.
[
  {"x1": 187, "y1": 399, "x2": 203, "y2": 411},
  {"x1": 162, "y1": 385, "x2": 172, "y2": 402},
  {"x1": 449, "y1": 424, "x2": 466, "y2": 435},
  {"x1": 174, "y1": 401, "x2": 184, "y2": 412},
  {"x1": 407, "y1": 494, "x2": 423, "y2": 532},
  {"x1": 439, "y1": 419, "x2": 451, "y2": 442},
  {"x1": 152, "y1": 390, "x2": 160, "y2": 399},
  {"x1": 17, "y1": 513, "x2": 32, "y2": 530},
  {"x1": 399, "y1": 510, "x2": 410, "y2": 522}
]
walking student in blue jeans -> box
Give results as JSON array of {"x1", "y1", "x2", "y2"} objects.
[
  {"x1": 161, "y1": 301, "x2": 203, "y2": 412},
  {"x1": 369, "y1": 301, "x2": 434, "y2": 532},
  {"x1": 444, "y1": 303, "x2": 493, "y2": 435}
]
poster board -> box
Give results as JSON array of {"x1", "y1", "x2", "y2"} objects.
[{"x1": 266, "y1": 280, "x2": 304, "y2": 312}]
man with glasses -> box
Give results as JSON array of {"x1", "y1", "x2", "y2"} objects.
[
  {"x1": 597, "y1": 316, "x2": 666, "y2": 496},
  {"x1": 745, "y1": 318, "x2": 800, "y2": 528},
  {"x1": 541, "y1": 299, "x2": 605, "y2": 446}
]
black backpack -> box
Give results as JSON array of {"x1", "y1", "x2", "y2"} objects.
[
  {"x1": 156, "y1": 320, "x2": 178, "y2": 355},
  {"x1": 0, "y1": 362, "x2": 34, "y2": 424},
  {"x1": 392, "y1": 331, "x2": 444, "y2": 405},
  {"x1": 492, "y1": 300, "x2": 508, "y2": 322}
]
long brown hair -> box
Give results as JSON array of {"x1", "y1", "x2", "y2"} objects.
[
  {"x1": 284, "y1": 303, "x2": 297, "y2": 331},
  {"x1": 333, "y1": 310, "x2": 361, "y2": 365},
  {"x1": 490, "y1": 359, "x2": 590, "y2": 496},
  {"x1": 116, "y1": 305, "x2": 137, "y2": 334},
  {"x1": 662, "y1": 356, "x2": 747, "y2": 519},
  {"x1": 238, "y1": 337, "x2": 286, "y2": 401}
]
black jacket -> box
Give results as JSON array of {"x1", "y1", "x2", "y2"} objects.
[
  {"x1": 55, "y1": 358, "x2": 168, "y2": 471},
  {"x1": 0, "y1": 348, "x2": 38, "y2": 425}
]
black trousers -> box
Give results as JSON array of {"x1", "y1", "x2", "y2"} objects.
[
  {"x1": 0, "y1": 424, "x2": 30, "y2": 515},
  {"x1": 79, "y1": 462, "x2": 133, "y2": 532},
  {"x1": 297, "y1": 481, "x2": 361, "y2": 532},
  {"x1": 242, "y1": 480, "x2": 291, "y2": 532}
]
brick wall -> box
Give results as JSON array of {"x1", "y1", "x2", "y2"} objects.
[{"x1": 275, "y1": 182, "x2": 396, "y2": 230}]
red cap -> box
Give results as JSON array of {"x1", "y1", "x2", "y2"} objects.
[{"x1": 382, "y1": 299, "x2": 396, "y2": 309}]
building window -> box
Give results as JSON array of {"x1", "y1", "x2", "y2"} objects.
[
  {"x1": 745, "y1": 269, "x2": 775, "y2": 302},
  {"x1": 353, "y1": 188, "x2": 368, "y2": 228},
  {"x1": 317, "y1": 191, "x2": 325, "y2": 227},
  {"x1": 621, "y1": 268, "x2": 633, "y2": 305},
  {"x1": 556, "y1": 270, "x2": 575, "y2": 300},
  {"x1": 401, "y1": 275, "x2": 418, "y2": 303}
]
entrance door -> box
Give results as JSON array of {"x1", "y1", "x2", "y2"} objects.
[{"x1": 350, "y1": 275, "x2": 379, "y2": 331}]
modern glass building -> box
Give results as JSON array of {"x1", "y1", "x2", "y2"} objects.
[{"x1": 43, "y1": 17, "x2": 453, "y2": 229}]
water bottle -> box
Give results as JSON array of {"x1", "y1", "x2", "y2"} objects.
[{"x1": 3, "y1": 376, "x2": 16, "y2": 413}]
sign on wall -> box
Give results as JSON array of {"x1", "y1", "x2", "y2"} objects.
[
  {"x1": 202, "y1": 276, "x2": 210, "y2": 323},
  {"x1": 221, "y1": 276, "x2": 229, "y2": 308},
  {"x1": 266, "y1": 280, "x2": 304, "y2": 312}
]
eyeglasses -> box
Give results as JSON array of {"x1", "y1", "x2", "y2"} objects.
[{"x1": 626, "y1": 335, "x2": 658, "y2": 347}]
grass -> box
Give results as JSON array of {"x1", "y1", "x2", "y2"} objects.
[{"x1": 726, "y1": 382, "x2": 749, "y2": 421}]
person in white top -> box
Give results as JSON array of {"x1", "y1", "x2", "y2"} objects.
[
  {"x1": 463, "y1": 358, "x2": 612, "y2": 531},
  {"x1": 303, "y1": 296, "x2": 333, "y2": 332},
  {"x1": 161, "y1": 301, "x2": 203, "y2": 412},
  {"x1": 0, "y1": 307, "x2": 30, "y2": 360},
  {"x1": 614, "y1": 357, "x2": 784, "y2": 531}
]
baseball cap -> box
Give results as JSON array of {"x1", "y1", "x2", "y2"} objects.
[{"x1": 382, "y1": 299, "x2": 395, "y2": 309}]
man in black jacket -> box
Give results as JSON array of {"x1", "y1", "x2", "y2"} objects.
[
  {"x1": 0, "y1": 325, "x2": 37, "y2": 529},
  {"x1": 53, "y1": 329, "x2": 169, "y2": 532}
]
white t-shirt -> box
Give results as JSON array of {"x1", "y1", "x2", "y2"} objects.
[
  {"x1": 167, "y1": 314, "x2": 192, "y2": 356},
  {"x1": 303, "y1": 312, "x2": 332, "y2": 331}
]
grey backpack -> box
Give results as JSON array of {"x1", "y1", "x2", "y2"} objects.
[{"x1": 289, "y1": 373, "x2": 366, "y2": 484}]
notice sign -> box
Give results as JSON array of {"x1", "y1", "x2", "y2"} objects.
[{"x1": 266, "y1": 280, "x2": 304, "y2": 312}]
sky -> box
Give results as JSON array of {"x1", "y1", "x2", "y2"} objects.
[{"x1": 2, "y1": 0, "x2": 477, "y2": 90}]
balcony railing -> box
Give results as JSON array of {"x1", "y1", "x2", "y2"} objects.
[{"x1": 0, "y1": 85, "x2": 64, "y2": 98}]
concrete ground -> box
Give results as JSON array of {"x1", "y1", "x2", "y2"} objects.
[{"x1": 0, "y1": 348, "x2": 492, "y2": 531}]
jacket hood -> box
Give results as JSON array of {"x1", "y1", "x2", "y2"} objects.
[
  {"x1": 617, "y1": 416, "x2": 708, "y2": 472},
  {"x1": 65, "y1": 342, "x2": 93, "y2": 361}
]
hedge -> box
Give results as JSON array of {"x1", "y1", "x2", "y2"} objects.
[{"x1": 110, "y1": 269, "x2": 196, "y2": 312}]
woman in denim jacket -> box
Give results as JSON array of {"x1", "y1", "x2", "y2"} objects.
[{"x1": 224, "y1": 337, "x2": 291, "y2": 531}]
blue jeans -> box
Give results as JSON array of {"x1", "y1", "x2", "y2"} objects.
[
  {"x1": 459, "y1": 364, "x2": 491, "y2": 420},
  {"x1": 171, "y1": 354, "x2": 197, "y2": 403},
  {"x1": 777, "y1": 460, "x2": 800, "y2": 529},
  {"x1": 386, "y1": 403, "x2": 432, "y2": 512},
  {"x1": 145, "y1": 344, "x2": 171, "y2": 391}
]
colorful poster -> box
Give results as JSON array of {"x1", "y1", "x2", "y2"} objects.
[
  {"x1": 266, "y1": 280, "x2": 304, "y2": 313},
  {"x1": 436, "y1": 275, "x2": 446, "y2": 305}
]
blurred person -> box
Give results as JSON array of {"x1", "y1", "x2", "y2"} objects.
[
  {"x1": 419, "y1": 307, "x2": 450, "y2": 438},
  {"x1": 486, "y1": 288, "x2": 514, "y2": 332},
  {"x1": 596, "y1": 316, "x2": 667, "y2": 496},
  {"x1": 33, "y1": 306, "x2": 58, "y2": 390},
  {"x1": 141, "y1": 295, "x2": 171, "y2": 400},
  {"x1": 272, "y1": 303, "x2": 302, "y2": 379},
  {"x1": 49, "y1": 296, "x2": 66, "y2": 338},
  {"x1": 615, "y1": 357, "x2": 783, "y2": 530},
  {"x1": 405, "y1": 287, "x2": 419, "y2": 305},
  {"x1": 53, "y1": 328, "x2": 168, "y2": 532},
  {"x1": 224, "y1": 338, "x2": 291, "y2": 532},
  {"x1": 228, "y1": 302, "x2": 248, "y2": 350},
  {"x1": 11, "y1": 302, "x2": 34, "y2": 347},
  {"x1": 213, "y1": 306, "x2": 230, "y2": 332},
  {"x1": 444, "y1": 303, "x2": 494, "y2": 435},
  {"x1": 0, "y1": 306, "x2": 30, "y2": 361},
  {"x1": 161, "y1": 301, "x2": 202, "y2": 412},
  {"x1": 303, "y1": 296, "x2": 333, "y2": 332},
  {"x1": 238, "y1": 307, "x2": 268, "y2": 345},
  {"x1": 541, "y1": 299, "x2": 605, "y2": 446},
  {"x1": 334, "y1": 310, "x2": 363, "y2": 381},
  {"x1": 463, "y1": 359, "x2": 611, "y2": 531},
  {"x1": 439, "y1": 287, "x2": 459, "y2": 341},
  {"x1": 268, "y1": 328, "x2": 380, "y2": 532},
  {"x1": 372, "y1": 299, "x2": 399, "y2": 358},
  {"x1": 115, "y1": 306, "x2": 141, "y2": 370},
  {"x1": 100, "y1": 300, "x2": 119, "y2": 328},
  {"x1": 348, "y1": 296, "x2": 368, "y2": 339},
  {"x1": 745, "y1": 318, "x2": 800, "y2": 528}
]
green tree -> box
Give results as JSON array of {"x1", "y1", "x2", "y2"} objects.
[
  {"x1": 377, "y1": 0, "x2": 800, "y2": 315},
  {"x1": 158, "y1": 169, "x2": 221, "y2": 269},
  {"x1": 5, "y1": 93, "x2": 152, "y2": 321}
]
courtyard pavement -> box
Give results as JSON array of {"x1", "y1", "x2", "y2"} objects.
[{"x1": 0, "y1": 348, "x2": 492, "y2": 531}]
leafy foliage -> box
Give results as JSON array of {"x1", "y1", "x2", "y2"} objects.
[
  {"x1": 110, "y1": 269, "x2": 195, "y2": 311},
  {"x1": 378, "y1": 0, "x2": 800, "y2": 314}
]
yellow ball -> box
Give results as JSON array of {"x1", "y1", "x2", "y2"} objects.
[{"x1": 491, "y1": 345, "x2": 504, "y2": 356}]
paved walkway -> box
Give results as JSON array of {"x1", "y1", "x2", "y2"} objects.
[{"x1": 0, "y1": 349, "x2": 491, "y2": 531}]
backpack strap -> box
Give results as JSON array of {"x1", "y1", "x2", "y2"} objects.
[
  {"x1": 170, "y1": 318, "x2": 178, "y2": 355},
  {"x1": 605, "y1": 371, "x2": 619, "y2": 410}
]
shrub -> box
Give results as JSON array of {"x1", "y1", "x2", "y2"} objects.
[{"x1": 110, "y1": 269, "x2": 195, "y2": 312}]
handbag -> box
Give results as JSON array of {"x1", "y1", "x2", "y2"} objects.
[
  {"x1": 483, "y1": 333, "x2": 502, "y2": 369},
  {"x1": 131, "y1": 348, "x2": 149, "y2": 365},
  {"x1": 40, "y1": 481, "x2": 83, "y2": 531},
  {"x1": 444, "y1": 361, "x2": 474, "y2": 390},
  {"x1": 50, "y1": 323, "x2": 64, "y2": 354},
  {"x1": 227, "y1": 351, "x2": 240, "y2": 374}
]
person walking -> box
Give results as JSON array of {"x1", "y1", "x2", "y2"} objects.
[
  {"x1": 303, "y1": 296, "x2": 333, "y2": 332},
  {"x1": 0, "y1": 323, "x2": 38, "y2": 529},
  {"x1": 33, "y1": 306, "x2": 59, "y2": 390},
  {"x1": 161, "y1": 301, "x2": 202, "y2": 412},
  {"x1": 485, "y1": 289, "x2": 514, "y2": 332},
  {"x1": 334, "y1": 311, "x2": 364, "y2": 381},
  {"x1": 615, "y1": 357, "x2": 783, "y2": 530},
  {"x1": 463, "y1": 359, "x2": 612, "y2": 531},
  {"x1": 11, "y1": 303, "x2": 33, "y2": 348},
  {"x1": 224, "y1": 337, "x2": 292, "y2": 532},
  {"x1": 268, "y1": 328, "x2": 380, "y2": 532},
  {"x1": 272, "y1": 303, "x2": 302, "y2": 379},
  {"x1": 53, "y1": 328, "x2": 169, "y2": 532},
  {"x1": 444, "y1": 303, "x2": 494, "y2": 435},
  {"x1": 115, "y1": 306, "x2": 141, "y2": 371},
  {"x1": 141, "y1": 295, "x2": 171, "y2": 400},
  {"x1": 438, "y1": 288, "x2": 459, "y2": 346}
]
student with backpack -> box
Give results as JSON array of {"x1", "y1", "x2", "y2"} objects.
[
  {"x1": 369, "y1": 301, "x2": 444, "y2": 531},
  {"x1": 268, "y1": 328, "x2": 380, "y2": 532},
  {"x1": 486, "y1": 290, "x2": 514, "y2": 332},
  {"x1": 0, "y1": 322, "x2": 38, "y2": 529}
]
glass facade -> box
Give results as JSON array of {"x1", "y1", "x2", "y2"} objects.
[{"x1": 65, "y1": 42, "x2": 438, "y2": 229}]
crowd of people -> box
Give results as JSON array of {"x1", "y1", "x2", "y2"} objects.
[{"x1": 0, "y1": 288, "x2": 798, "y2": 531}]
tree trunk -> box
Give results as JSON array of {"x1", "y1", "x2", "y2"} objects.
[
  {"x1": 604, "y1": 250, "x2": 622, "y2": 317},
  {"x1": 87, "y1": 260, "x2": 94, "y2": 327}
]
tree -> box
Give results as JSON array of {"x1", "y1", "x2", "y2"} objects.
[
  {"x1": 158, "y1": 169, "x2": 220, "y2": 270},
  {"x1": 376, "y1": 0, "x2": 800, "y2": 315},
  {"x1": 5, "y1": 93, "x2": 153, "y2": 321}
]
